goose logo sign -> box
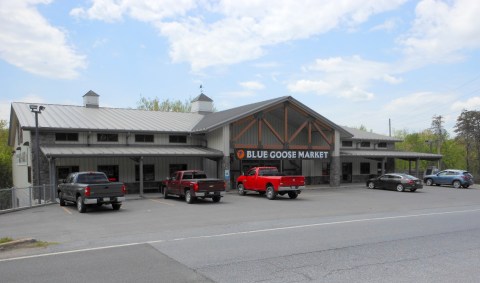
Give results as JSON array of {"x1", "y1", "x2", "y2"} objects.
[{"x1": 235, "y1": 149, "x2": 330, "y2": 160}]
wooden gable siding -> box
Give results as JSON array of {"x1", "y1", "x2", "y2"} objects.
[{"x1": 231, "y1": 102, "x2": 334, "y2": 150}]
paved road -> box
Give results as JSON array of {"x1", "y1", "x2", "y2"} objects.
[{"x1": 1, "y1": 185, "x2": 480, "y2": 282}]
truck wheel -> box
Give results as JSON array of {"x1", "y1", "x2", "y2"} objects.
[
  {"x1": 212, "y1": 196, "x2": 221, "y2": 203},
  {"x1": 237, "y1": 183, "x2": 246, "y2": 195},
  {"x1": 163, "y1": 187, "x2": 169, "y2": 199},
  {"x1": 185, "y1": 189, "x2": 195, "y2": 204},
  {"x1": 288, "y1": 191, "x2": 298, "y2": 199},
  {"x1": 58, "y1": 192, "x2": 66, "y2": 206},
  {"x1": 112, "y1": 203, "x2": 122, "y2": 210},
  {"x1": 266, "y1": 186, "x2": 277, "y2": 200},
  {"x1": 77, "y1": 196, "x2": 86, "y2": 213}
]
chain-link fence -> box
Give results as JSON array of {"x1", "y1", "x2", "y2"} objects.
[{"x1": 0, "y1": 185, "x2": 56, "y2": 212}]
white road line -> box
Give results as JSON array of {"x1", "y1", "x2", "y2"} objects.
[{"x1": 2, "y1": 208, "x2": 480, "y2": 263}]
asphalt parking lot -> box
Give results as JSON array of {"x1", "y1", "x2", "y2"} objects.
[
  {"x1": 2, "y1": 183, "x2": 480, "y2": 252},
  {"x1": 2, "y1": 183, "x2": 480, "y2": 282}
]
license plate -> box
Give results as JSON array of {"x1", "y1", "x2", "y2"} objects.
[{"x1": 103, "y1": 197, "x2": 111, "y2": 202}]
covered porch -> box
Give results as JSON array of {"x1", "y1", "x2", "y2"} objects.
[{"x1": 40, "y1": 145, "x2": 224, "y2": 196}]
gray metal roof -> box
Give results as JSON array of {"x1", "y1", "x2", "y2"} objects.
[
  {"x1": 11, "y1": 96, "x2": 352, "y2": 139},
  {"x1": 341, "y1": 149, "x2": 442, "y2": 160},
  {"x1": 192, "y1": 96, "x2": 352, "y2": 137},
  {"x1": 12, "y1": 102, "x2": 204, "y2": 133},
  {"x1": 40, "y1": 145, "x2": 223, "y2": 158},
  {"x1": 341, "y1": 126, "x2": 403, "y2": 142}
]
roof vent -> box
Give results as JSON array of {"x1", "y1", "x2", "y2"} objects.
[{"x1": 83, "y1": 90, "x2": 99, "y2": 108}]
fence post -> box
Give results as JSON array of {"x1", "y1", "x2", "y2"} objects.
[
  {"x1": 12, "y1": 187, "x2": 16, "y2": 209},
  {"x1": 52, "y1": 184, "x2": 56, "y2": 203}
]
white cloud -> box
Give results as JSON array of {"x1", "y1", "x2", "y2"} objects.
[
  {"x1": 0, "y1": 0, "x2": 87, "y2": 79},
  {"x1": 370, "y1": 18, "x2": 399, "y2": 32},
  {"x1": 451, "y1": 96, "x2": 480, "y2": 111},
  {"x1": 72, "y1": 0, "x2": 407, "y2": 70},
  {"x1": 399, "y1": 0, "x2": 480, "y2": 65},
  {"x1": 71, "y1": 0, "x2": 197, "y2": 22},
  {"x1": 288, "y1": 56, "x2": 402, "y2": 101},
  {"x1": 384, "y1": 91, "x2": 455, "y2": 113},
  {"x1": 240, "y1": 81, "x2": 265, "y2": 90}
]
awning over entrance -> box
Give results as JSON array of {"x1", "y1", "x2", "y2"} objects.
[
  {"x1": 40, "y1": 145, "x2": 224, "y2": 158},
  {"x1": 341, "y1": 150, "x2": 442, "y2": 161}
]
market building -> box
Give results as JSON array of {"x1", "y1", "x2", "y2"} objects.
[{"x1": 8, "y1": 90, "x2": 442, "y2": 198}]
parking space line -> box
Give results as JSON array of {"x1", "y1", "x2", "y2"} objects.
[
  {"x1": 149, "y1": 199, "x2": 174, "y2": 206},
  {"x1": 61, "y1": 207, "x2": 72, "y2": 215}
]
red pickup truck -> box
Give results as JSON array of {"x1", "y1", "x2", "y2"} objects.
[
  {"x1": 236, "y1": 167, "x2": 305, "y2": 200},
  {"x1": 162, "y1": 170, "x2": 226, "y2": 204}
]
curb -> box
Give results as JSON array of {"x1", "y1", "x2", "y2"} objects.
[{"x1": 0, "y1": 238, "x2": 36, "y2": 251}]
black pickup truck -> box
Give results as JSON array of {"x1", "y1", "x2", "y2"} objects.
[{"x1": 58, "y1": 172, "x2": 126, "y2": 213}]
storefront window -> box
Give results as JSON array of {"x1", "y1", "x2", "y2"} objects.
[
  {"x1": 135, "y1": 164, "x2": 155, "y2": 181},
  {"x1": 360, "y1": 163, "x2": 370, "y2": 174},
  {"x1": 98, "y1": 165, "x2": 119, "y2": 181}
]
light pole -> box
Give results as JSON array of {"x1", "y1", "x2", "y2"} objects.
[{"x1": 30, "y1": 104, "x2": 45, "y2": 204}]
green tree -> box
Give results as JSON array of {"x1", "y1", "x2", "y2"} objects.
[
  {"x1": 0, "y1": 120, "x2": 13, "y2": 188},
  {"x1": 394, "y1": 129, "x2": 435, "y2": 172},
  {"x1": 137, "y1": 96, "x2": 192, "y2": 112},
  {"x1": 454, "y1": 110, "x2": 480, "y2": 176},
  {"x1": 0, "y1": 120, "x2": 13, "y2": 209}
]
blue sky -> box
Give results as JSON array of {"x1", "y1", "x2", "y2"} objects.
[{"x1": 1, "y1": 0, "x2": 480, "y2": 136}]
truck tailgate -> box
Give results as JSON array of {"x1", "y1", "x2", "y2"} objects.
[
  {"x1": 88, "y1": 183, "x2": 124, "y2": 197},
  {"x1": 197, "y1": 180, "x2": 225, "y2": 191},
  {"x1": 280, "y1": 176, "x2": 305, "y2": 186}
]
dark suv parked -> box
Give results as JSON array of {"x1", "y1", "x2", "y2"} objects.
[{"x1": 423, "y1": 169, "x2": 474, "y2": 189}]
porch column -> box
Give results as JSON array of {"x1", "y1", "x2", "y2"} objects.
[
  {"x1": 382, "y1": 157, "x2": 386, "y2": 175},
  {"x1": 139, "y1": 156, "x2": 144, "y2": 197},
  {"x1": 222, "y1": 155, "x2": 231, "y2": 191},
  {"x1": 408, "y1": 160, "x2": 412, "y2": 175},
  {"x1": 330, "y1": 130, "x2": 341, "y2": 187}
]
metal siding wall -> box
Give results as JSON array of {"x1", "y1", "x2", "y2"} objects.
[
  {"x1": 207, "y1": 127, "x2": 226, "y2": 152},
  {"x1": 204, "y1": 158, "x2": 218, "y2": 178}
]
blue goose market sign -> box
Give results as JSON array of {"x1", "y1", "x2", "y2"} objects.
[{"x1": 235, "y1": 149, "x2": 330, "y2": 160}]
